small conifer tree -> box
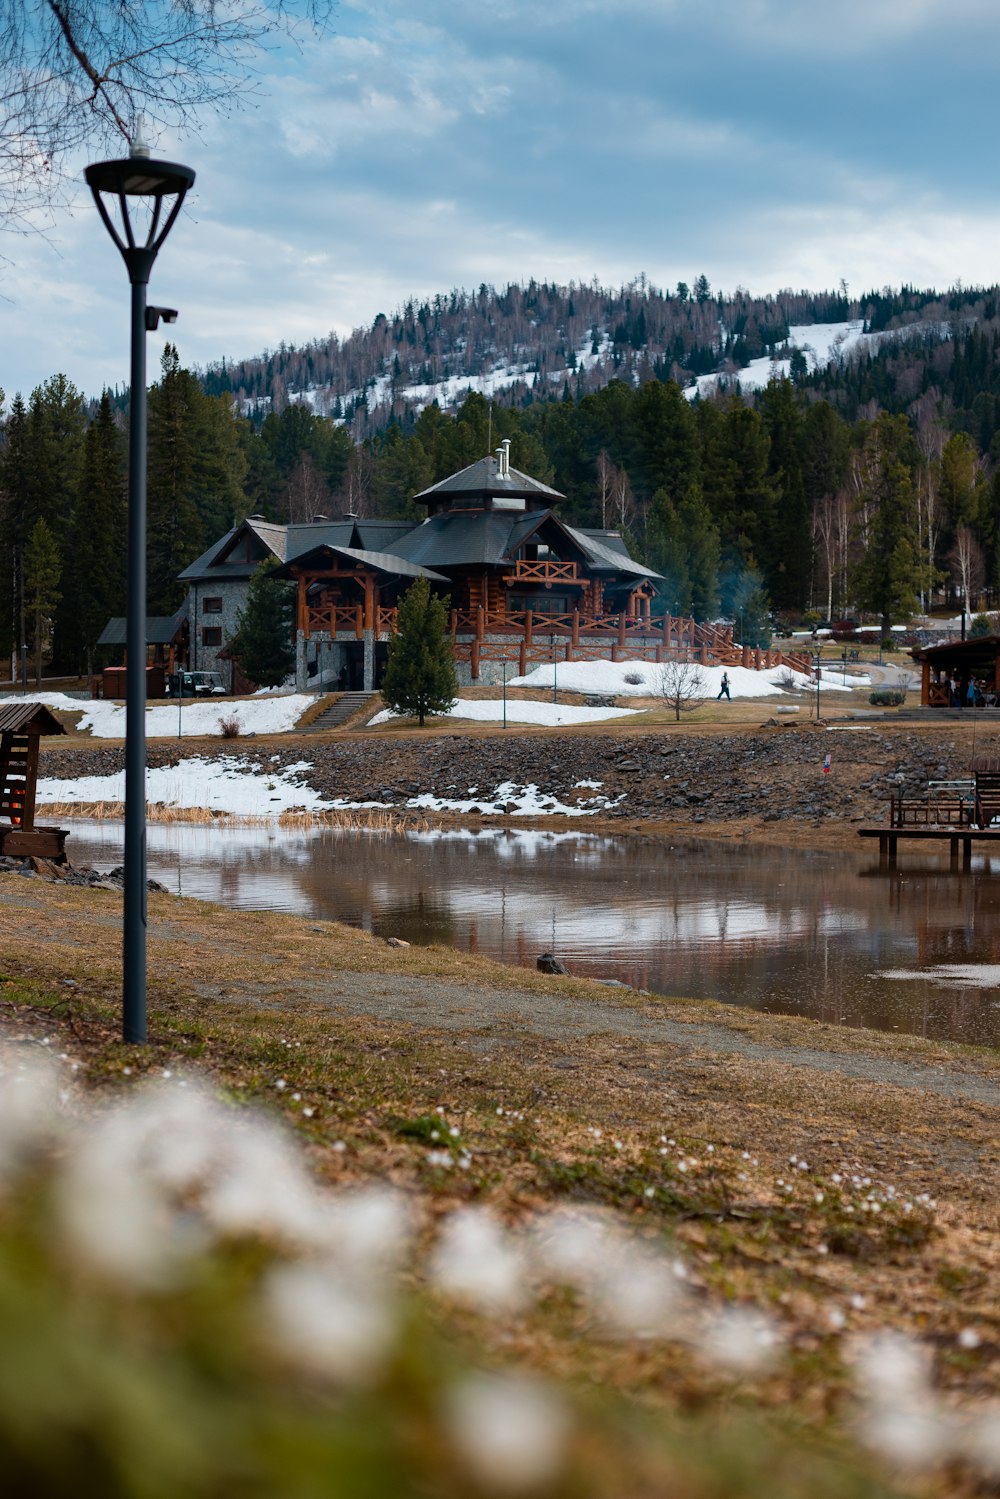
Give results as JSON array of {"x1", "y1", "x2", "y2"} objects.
[
  {"x1": 24, "y1": 517, "x2": 62, "y2": 687},
  {"x1": 231, "y1": 562, "x2": 294, "y2": 688},
  {"x1": 381, "y1": 578, "x2": 457, "y2": 726}
]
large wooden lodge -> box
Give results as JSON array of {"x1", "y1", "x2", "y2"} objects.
[{"x1": 179, "y1": 441, "x2": 811, "y2": 692}]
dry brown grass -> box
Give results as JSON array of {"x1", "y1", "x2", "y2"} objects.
[
  {"x1": 40, "y1": 802, "x2": 427, "y2": 833},
  {"x1": 1, "y1": 874, "x2": 999, "y2": 1495}
]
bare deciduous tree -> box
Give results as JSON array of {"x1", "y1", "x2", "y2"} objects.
[
  {"x1": 0, "y1": 1, "x2": 331, "y2": 233},
  {"x1": 949, "y1": 526, "x2": 984, "y2": 615},
  {"x1": 657, "y1": 658, "x2": 705, "y2": 721},
  {"x1": 595, "y1": 450, "x2": 614, "y2": 529}
]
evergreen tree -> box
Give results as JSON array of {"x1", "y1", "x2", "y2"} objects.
[
  {"x1": 629, "y1": 379, "x2": 699, "y2": 508},
  {"x1": 758, "y1": 377, "x2": 809, "y2": 610},
  {"x1": 380, "y1": 578, "x2": 457, "y2": 726},
  {"x1": 852, "y1": 417, "x2": 922, "y2": 632},
  {"x1": 230, "y1": 562, "x2": 295, "y2": 687},
  {"x1": 147, "y1": 345, "x2": 202, "y2": 613},
  {"x1": 23, "y1": 517, "x2": 61, "y2": 686},
  {"x1": 645, "y1": 487, "x2": 719, "y2": 619},
  {"x1": 63, "y1": 393, "x2": 126, "y2": 680}
]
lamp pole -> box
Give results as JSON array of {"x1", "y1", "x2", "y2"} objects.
[{"x1": 85, "y1": 128, "x2": 195, "y2": 1044}]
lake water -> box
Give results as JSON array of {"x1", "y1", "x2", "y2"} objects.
[{"x1": 65, "y1": 821, "x2": 1000, "y2": 1049}]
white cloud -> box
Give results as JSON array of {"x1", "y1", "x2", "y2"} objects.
[{"x1": 2, "y1": 0, "x2": 999, "y2": 396}]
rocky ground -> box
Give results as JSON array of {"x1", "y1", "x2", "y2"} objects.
[{"x1": 38, "y1": 721, "x2": 1000, "y2": 837}]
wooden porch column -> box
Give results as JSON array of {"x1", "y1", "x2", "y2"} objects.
[
  {"x1": 363, "y1": 575, "x2": 375, "y2": 632},
  {"x1": 298, "y1": 577, "x2": 309, "y2": 640},
  {"x1": 618, "y1": 611, "x2": 627, "y2": 648},
  {"x1": 643, "y1": 595, "x2": 651, "y2": 624},
  {"x1": 354, "y1": 603, "x2": 363, "y2": 640},
  {"x1": 663, "y1": 612, "x2": 671, "y2": 646},
  {"x1": 450, "y1": 608, "x2": 458, "y2": 636},
  {"x1": 525, "y1": 610, "x2": 533, "y2": 647},
  {"x1": 519, "y1": 640, "x2": 527, "y2": 675},
  {"x1": 742, "y1": 645, "x2": 750, "y2": 668},
  {"x1": 471, "y1": 639, "x2": 480, "y2": 679},
  {"x1": 572, "y1": 609, "x2": 580, "y2": 647},
  {"x1": 476, "y1": 606, "x2": 485, "y2": 641},
  {"x1": 922, "y1": 660, "x2": 931, "y2": 706}
]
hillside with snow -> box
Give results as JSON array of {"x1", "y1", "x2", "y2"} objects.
[{"x1": 201, "y1": 279, "x2": 989, "y2": 439}]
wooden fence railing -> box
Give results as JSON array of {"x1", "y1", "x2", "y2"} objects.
[{"x1": 302, "y1": 598, "x2": 813, "y2": 678}]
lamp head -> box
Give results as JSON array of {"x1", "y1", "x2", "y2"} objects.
[{"x1": 85, "y1": 144, "x2": 195, "y2": 284}]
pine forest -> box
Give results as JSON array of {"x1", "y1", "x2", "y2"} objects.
[{"x1": 5, "y1": 277, "x2": 1000, "y2": 676}]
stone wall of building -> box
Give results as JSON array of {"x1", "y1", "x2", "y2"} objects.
[{"x1": 186, "y1": 580, "x2": 249, "y2": 687}]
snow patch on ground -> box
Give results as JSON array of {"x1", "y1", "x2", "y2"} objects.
[
  {"x1": 36, "y1": 760, "x2": 624, "y2": 819},
  {"x1": 369, "y1": 697, "x2": 640, "y2": 728},
  {"x1": 511, "y1": 660, "x2": 864, "y2": 698},
  {"x1": 36, "y1": 755, "x2": 328, "y2": 815},
  {"x1": 687, "y1": 321, "x2": 869, "y2": 399},
  {"x1": 877, "y1": 965, "x2": 1000, "y2": 990},
  {"x1": 6, "y1": 691, "x2": 314, "y2": 738}
]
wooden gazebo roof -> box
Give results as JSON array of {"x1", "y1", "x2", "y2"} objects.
[{"x1": 0, "y1": 701, "x2": 66, "y2": 736}]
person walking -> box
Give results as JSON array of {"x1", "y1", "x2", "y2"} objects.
[{"x1": 717, "y1": 670, "x2": 731, "y2": 701}]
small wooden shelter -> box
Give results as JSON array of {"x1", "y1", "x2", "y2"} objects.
[
  {"x1": 0, "y1": 701, "x2": 69, "y2": 864},
  {"x1": 911, "y1": 636, "x2": 1000, "y2": 706}
]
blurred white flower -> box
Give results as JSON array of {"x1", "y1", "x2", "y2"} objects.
[
  {"x1": 701, "y1": 1306, "x2": 780, "y2": 1373},
  {"x1": 0, "y1": 1048, "x2": 63, "y2": 1181},
  {"x1": 55, "y1": 1105, "x2": 194, "y2": 1287},
  {"x1": 444, "y1": 1372, "x2": 570, "y2": 1494},
  {"x1": 530, "y1": 1208, "x2": 683, "y2": 1336},
  {"x1": 315, "y1": 1187, "x2": 413, "y2": 1281},
  {"x1": 966, "y1": 1408, "x2": 1000, "y2": 1479},
  {"x1": 262, "y1": 1262, "x2": 393, "y2": 1385},
  {"x1": 855, "y1": 1333, "x2": 954, "y2": 1472},
  {"x1": 431, "y1": 1208, "x2": 527, "y2": 1314}
]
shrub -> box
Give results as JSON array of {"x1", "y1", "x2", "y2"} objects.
[
  {"x1": 219, "y1": 714, "x2": 242, "y2": 738},
  {"x1": 622, "y1": 671, "x2": 644, "y2": 685},
  {"x1": 869, "y1": 688, "x2": 906, "y2": 707}
]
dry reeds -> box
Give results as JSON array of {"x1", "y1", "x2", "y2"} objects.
[{"x1": 40, "y1": 801, "x2": 426, "y2": 834}]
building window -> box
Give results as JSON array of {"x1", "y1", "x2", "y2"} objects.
[
  {"x1": 508, "y1": 594, "x2": 571, "y2": 615},
  {"x1": 202, "y1": 626, "x2": 222, "y2": 647},
  {"x1": 203, "y1": 596, "x2": 223, "y2": 614}
]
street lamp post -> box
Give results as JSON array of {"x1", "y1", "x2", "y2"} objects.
[{"x1": 85, "y1": 129, "x2": 195, "y2": 1044}]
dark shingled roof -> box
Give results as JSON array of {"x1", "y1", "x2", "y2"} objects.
[
  {"x1": 388, "y1": 509, "x2": 662, "y2": 581},
  {"x1": 179, "y1": 518, "x2": 417, "y2": 583},
  {"x1": 411, "y1": 454, "x2": 564, "y2": 505},
  {"x1": 97, "y1": 607, "x2": 188, "y2": 648},
  {"x1": 389, "y1": 511, "x2": 527, "y2": 569},
  {"x1": 270, "y1": 543, "x2": 447, "y2": 582},
  {"x1": 562, "y1": 523, "x2": 661, "y2": 580}
]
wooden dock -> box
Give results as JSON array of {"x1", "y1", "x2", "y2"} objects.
[
  {"x1": 859, "y1": 825, "x2": 1000, "y2": 870},
  {"x1": 858, "y1": 769, "x2": 1000, "y2": 870}
]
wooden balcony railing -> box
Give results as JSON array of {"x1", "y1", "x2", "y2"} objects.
[{"x1": 510, "y1": 559, "x2": 580, "y2": 584}]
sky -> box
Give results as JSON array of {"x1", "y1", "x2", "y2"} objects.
[{"x1": 3, "y1": 0, "x2": 1000, "y2": 401}]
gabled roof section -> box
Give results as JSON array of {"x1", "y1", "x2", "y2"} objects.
[
  {"x1": 412, "y1": 454, "x2": 564, "y2": 506},
  {"x1": 270, "y1": 543, "x2": 448, "y2": 583},
  {"x1": 178, "y1": 518, "x2": 285, "y2": 583},
  {"x1": 561, "y1": 522, "x2": 662, "y2": 580},
  {"x1": 0, "y1": 700, "x2": 66, "y2": 736},
  {"x1": 97, "y1": 606, "x2": 188, "y2": 648}
]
